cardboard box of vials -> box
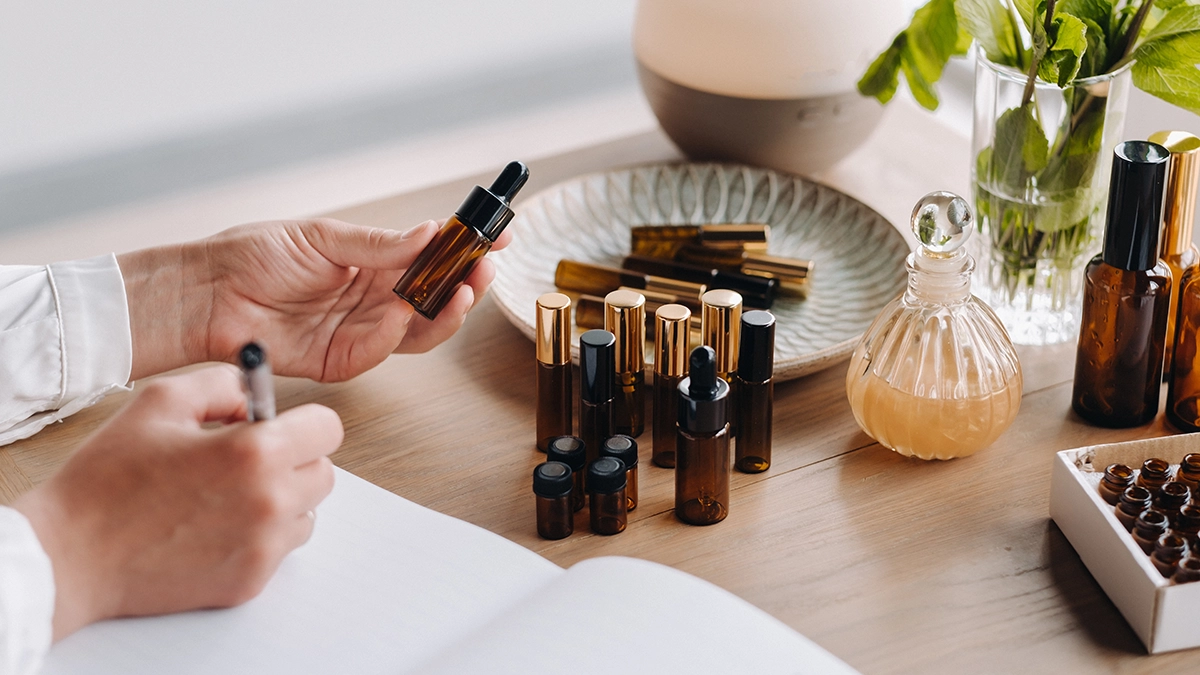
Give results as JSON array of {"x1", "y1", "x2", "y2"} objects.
[{"x1": 1050, "y1": 434, "x2": 1200, "y2": 654}]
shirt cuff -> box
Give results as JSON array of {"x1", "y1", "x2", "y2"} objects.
[
  {"x1": 0, "y1": 507, "x2": 55, "y2": 675},
  {"x1": 47, "y1": 254, "x2": 133, "y2": 403}
]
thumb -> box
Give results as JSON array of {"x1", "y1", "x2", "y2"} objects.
[{"x1": 303, "y1": 218, "x2": 440, "y2": 270}]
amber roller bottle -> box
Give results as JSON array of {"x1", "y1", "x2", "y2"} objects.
[
  {"x1": 393, "y1": 161, "x2": 529, "y2": 319},
  {"x1": 734, "y1": 310, "x2": 775, "y2": 473},
  {"x1": 653, "y1": 303, "x2": 691, "y2": 468},
  {"x1": 675, "y1": 346, "x2": 731, "y2": 526},
  {"x1": 605, "y1": 290, "x2": 646, "y2": 438},
  {"x1": 1072, "y1": 141, "x2": 1171, "y2": 428},
  {"x1": 579, "y1": 329, "x2": 616, "y2": 472},
  {"x1": 535, "y1": 293, "x2": 572, "y2": 452}
]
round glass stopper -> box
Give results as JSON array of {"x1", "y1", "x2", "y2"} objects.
[{"x1": 911, "y1": 191, "x2": 972, "y2": 254}]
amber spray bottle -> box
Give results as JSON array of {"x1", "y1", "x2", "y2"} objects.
[
  {"x1": 675, "y1": 346, "x2": 731, "y2": 526},
  {"x1": 1150, "y1": 131, "x2": 1200, "y2": 377},
  {"x1": 605, "y1": 290, "x2": 646, "y2": 438},
  {"x1": 1072, "y1": 141, "x2": 1171, "y2": 428},
  {"x1": 579, "y1": 329, "x2": 616, "y2": 472},
  {"x1": 393, "y1": 161, "x2": 529, "y2": 318},
  {"x1": 535, "y1": 293, "x2": 572, "y2": 452},
  {"x1": 734, "y1": 310, "x2": 775, "y2": 473},
  {"x1": 653, "y1": 304, "x2": 691, "y2": 468}
]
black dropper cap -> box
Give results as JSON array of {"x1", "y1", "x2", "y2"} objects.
[
  {"x1": 1102, "y1": 141, "x2": 1170, "y2": 271},
  {"x1": 678, "y1": 346, "x2": 729, "y2": 435},
  {"x1": 587, "y1": 457, "x2": 627, "y2": 494},
  {"x1": 533, "y1": 461, "x2": 573, "y2": 498},
  {"x1": 546, "y1": 436, "x2": 586, "y2": 473},
  {"x1": 580, "y1": 329, "x2": 615, "y2": 404},
  {"x1": 239, "y1": 342, "x2": 267, "y2": 369},
  {"x1": 456, "y1": 160, "x2": 530, "y2": 242},
  {"x1": 600, "y1": 435, "x2": 638, "y2": 468},
  {"x1": 737, "y1": 311, "x2": 775, "y2": 383}
]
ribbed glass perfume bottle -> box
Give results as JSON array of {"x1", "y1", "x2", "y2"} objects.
[{"x1": 846, "y1": 192, "x2": 1023, "y2": 460}]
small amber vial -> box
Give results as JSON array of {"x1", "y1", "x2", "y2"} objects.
[
  {"x1": 1175, "y1": 556, "x2": 1200, "y2": 583},
  {"x1": 588, "y1": 457, "x2": 628, "y2": 536},
  {"x1": 1177, "y1": 453, "x2": 1200, "y2": 491},
  {"x1": 546, "y1": 436, "x2": 587, "y2": 513},
  {"x1": 1175, "y1": 504, "x2": 1200, "y2": 545},
  {"x1": 1098, "y1": 463, "x2": 1135, "y2": 505},
  {"x1": 1116, "y1": 486, "x2": 1153, "y2": 530},
  {"x1": 1155, "y1": 482, "x2": 1191, "y2": 523},
  {"x1": 1153, "y1": 533, "x2": 1191, "y2": 578},
  {"x1": 600, "y1": 435, "x2": 639, "y2": 511},
  {"x1": 533, "y1": 462, "x2": 574, "y2": 540},
  {"x1": 1137, "y1": 458, "x2": 1173, "y2": 492},
  {"x1": 1132, "y1": 509, "x2": 1170, "y2": 554}
]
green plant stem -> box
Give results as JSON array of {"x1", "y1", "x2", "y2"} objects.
[
  {"x1": 1021, "y1": 0, "x2": 1058, "y2": 106},
  {"x1": 1110, "y1": 0, "x2": 1157, "y2": 71}
]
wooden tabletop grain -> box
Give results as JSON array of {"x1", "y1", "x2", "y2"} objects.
[{"x1": 2, "y1": 100, "x2": 1190, "y2": 673}]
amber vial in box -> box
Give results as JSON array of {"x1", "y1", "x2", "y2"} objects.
[
  {"x1": 1153, "y1": 533, "x2": 1191, "y2": 577},
  {"x1": 1098, "y1": 463, "x2": 1135, "y2": 505},
  {"x1": 1116, "y1": 486, "x2": 1153, "y2": 530},
  {"x1": 1137, "y1": 458, "x2": 1172, "y2": 492},
  {"x1": 1133, "y1": 509, "x2": 1170, "y2": 554}
]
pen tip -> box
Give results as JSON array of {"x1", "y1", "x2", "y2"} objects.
[{"x1": 239, "y1": 342, "x2": 266, "y2": 369}]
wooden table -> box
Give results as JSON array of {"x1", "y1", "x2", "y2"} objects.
[{"x1": 2, "y1": 100, "x2": 1191, "y2": 673}]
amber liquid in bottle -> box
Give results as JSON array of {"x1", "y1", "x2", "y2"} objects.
[
  {"x1": 615, "y1": 371, "x2": 645, "y2": 438},
  {"x1": 734, "y1": 378, "x2": 773, "y2": 473},
  {"x1": 675, "y1": 346, "x2": 731, "y2": 526},
  {"x1": 537, "y1": 361, "x2": 572, "y2": 451},
  {"x1": 394, "y1": 216, "x2": 492, "y2": 319},
  {"x1": 1168, "y1": 268, "x2": 1200, "y2": 431},
  {"x1": 653, "y1": 373, "x2": 682, "y2": 467}
]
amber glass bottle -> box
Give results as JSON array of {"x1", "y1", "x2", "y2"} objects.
[
  {"x1": 734, "y1": 310, "x2": 775, "y2": 473},
  {"x1": 1155, "y1": 482, "x2": 1191, "y2": 524},
  {"x1": 546, "y1": 436, "x2": 587, "y2": 513},
  {"x1": 1098, "y1": 463, "x2": 1135, "y2": 505},
  {"x1": 605, "y1": 290, "x2": 646, "y2": 438},
  {"x1": 588, "y1": 457, "x2": 628, "y2": 535},
  {"x1": 629, "y1": 224, "x2": 769, "y2": 258},
  {"x1": 653, "y1": 304, "x2": 691, "y2": 468},
  {"x1": 622, "y1": 255, "x2": 777, "y2": 309},
  {"x1": 1168, "y1": 268, "x2": 1200, "y2": 431},
  {"x1": 1132, "y1": 510, "x2": 1170, "y2": 554},
  {"x1": 535, "y1": 293, "x2": 572, "y2": 452},
  {"x1": 675, "y1": 346, "x2": 731, "y2": 526},
  {"x1": 600, "y1": 435, "x2": 639, "y2": 511},
  {"x1": 1116, "y1": 486, "x2": 1153, "y2": 530},
  {"x1": 1137, "y1": 458, "x2": 1172, "y2": 493},
  {"x1": 555, "y1": 260, "x2": 706, "y2": 303},
  {"x1": 533, "y1": 461, "x2": 574, "y2": 540},
  {"x1": 575, "y1": 290, "x2": 702, "y2": 332},
  {"x1": 1178, "y1": 454, "x2": 1200, "y2": 491},
  {"x1": 1176, "y1": 556, "x2": 1200, "y2": 583},
  {"x1": 579, "y1": 330, "x2": 615, "y2": 474},
  {"x1": 1153, "y1": 533, "x2": 1191, "y2": 577},
  {"x1": 1176, "y1": 505, "x2": 1200, "y2": 546},
  {"x1": 394, "y1": 161, "x2": 528, "y2": 319},
  {"x1": 1149, "y1": 131, "x2": 1200, "y2": 376},
  {"x1": 1072, "y1": 142, "x2": 1172, "y2": 428}
]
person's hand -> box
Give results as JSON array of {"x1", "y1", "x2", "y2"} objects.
[
  {"x1": 13, "y1": 366, "x2": 341, "y2": 640},
  {"x1": 119, "y1": 217, "x2": 511, "y2": 381}
]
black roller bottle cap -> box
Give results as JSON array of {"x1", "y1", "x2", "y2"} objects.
[
  {"x1": 737, "y1": 311, "x2": 775, "y2": 383},
  {"x1": 1103, "y1": 141, "x2": 1170, "y2": 271},
  {"x1": 533, "y1": 461, "x2": 573, "y2": 498},
  {"x1": 580, "y1": 329, "x2": 615, "y2": 403},
  {"x1": 621, "y1": 255, "x2": 777, "y2": 308},
  {"x1": 546, "y1": 436, "x2": 586, "y2": 472},
  {"x1": 678, "y1": 346, "x2": 729, "y2": 435},
  {"x1": 456, "y1": 160, "x2": 530, "y2": 242},
  {"x1": 587, "y1": 457, "x2": 627, "y2": 494},
  {"x1": 600, "y1": 435, "x2": 638, "y2": 468}
]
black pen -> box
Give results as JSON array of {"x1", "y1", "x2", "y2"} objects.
[{"x1": 239, "y1": 342, "x2": 276, "y2": 422}]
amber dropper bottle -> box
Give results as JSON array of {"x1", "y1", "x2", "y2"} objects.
[
  {"x1": 675, "y1": 346, "x2": 731, "y2": 526},
  {"x1": 653, "y1": 303, "x2": 691, "y2": 468},
  {"x1": 605, "y1": 290, "x2": 646, "y2": 438},
  {"x1": 535, "y1": 293, "x2": 572, "y2": 452},
  {"x1": 734, "y1": 310, "x2": 775, "y2": 473},
  {"x1": 579, "y1": 330, "x2": 615, "y2": 473},
  {"x1": 1072, "y1": 141, "x2": 1172, "y2": 428},
  {"x1": 1149, "y1": 131, "x2": 1200, "y2": 376},
  {"x1": 393, "y1": 161, "x2": 528, "y2": 319}
]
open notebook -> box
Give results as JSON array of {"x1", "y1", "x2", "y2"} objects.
[{"x1": 43, "y1": 468, "x2": 856, "y2": 674}]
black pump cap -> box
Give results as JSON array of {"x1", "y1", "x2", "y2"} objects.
[
  {"x1": 580, "y1": 329, "x2": 615, "y2": 403},
  {"x1": 587, "y1": 457, "x2": 627, "y2": 494},
  {"x1": 455, "y1": 161, "x2": 530, "y2": 242},
  {"x1": 737, "y1": 311, "x2": 775, "y2": 383},
  {"x1": 600, "y1": 435, "x2": 638, "y2": 468},
  {"x1": 546, "y1": 436, "x2": 586, "y2": 471},
  {"x1": 678, "y1": 346, "x2": 729, "y2": 434},
  {"x1": 533, "y1": 461, "x2": 573, "y2": 498},
  {"x1": 1103, "y1": 141, "x2": 1170, "y2": 271}
]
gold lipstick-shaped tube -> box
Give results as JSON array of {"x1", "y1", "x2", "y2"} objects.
[
  {"x1": 555, "y1": 259, "x2": 706, "y2": 303},
  {"x1": 701, "y1": 289, "x2": 743, "y2": 385},
  {"x1": 676, "y1": 244, "x2": 813, "y2": 298},
  {"x1": 653, "y1": 304, "x2": 691, "y2": 468},
  {"x1": 605, "y1": 290, "x2": 646, "y2": 438},
  {"x1": 535, "y1": 293, "x2": 573, "y2": 452},
  {"x1": 630, "y1": 224, "x2": 770, "y2": 258}
]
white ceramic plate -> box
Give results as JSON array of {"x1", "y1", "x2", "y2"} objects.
[{"x1": 490, "y1": 162, "x2": 909, "y2": 381}]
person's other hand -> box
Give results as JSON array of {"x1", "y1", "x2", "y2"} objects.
[
  {"x1": 120, "y1": 218, "x2": 511, "y2": 381},
  {"x1": 13, "y1": 366, "x2": 341, "y2": 640}
]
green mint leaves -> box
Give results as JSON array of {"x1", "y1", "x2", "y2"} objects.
[
  {"x1": 857, "y1": 0, "x2": 970, "y2": 110},
  {"x1": 1130, "y1": 4, "x2": 1200, "y2": 114}
]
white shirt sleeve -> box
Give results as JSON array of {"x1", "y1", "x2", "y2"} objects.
[
  {"x1": 0, "y1": 254, "x2": 133, "y2": 446},
  {"x1": 0, "y1": 508, "x2": 55, "y2": 675}
]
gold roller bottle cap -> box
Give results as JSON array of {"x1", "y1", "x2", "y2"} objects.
[
  {"x1": 536, "y1": 292, "x2": 572, "y2": 366},
  {"x1": 655, "y1": 304, "x2": 691, "y2": 377},
  {"x1": 1149, "y1": 131, "x2": 1200, "y2": 257},
  {"x1": 742, "y1": 252, "x2": 813, "y2": 297},
  {"x1": 604, "y1": 289, "x2": 646, "y2": 374},
  {"x1": 701, "y1": 289, "x2": 743, "y2": 378}
]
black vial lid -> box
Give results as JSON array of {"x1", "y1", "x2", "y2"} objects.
[
  {"x1": 737, "y1": 311, "x2": 775, "y2": 383},
  {"x1": 678, "y1": 346, "x2": 729, "y2": 435},
  {"x1": 546, "y1": 436, "x2": 586, "y2": 472},
  {"x1": 456, "y1": 161, "x2": 530, "y2": 242},
  {"x1": 1102, "y1": 141, "x2": 1170, "y2": 271},
  {"x1": 587, "y1": 457, "x2": 627, "y2": 494},
  {"x1": 621, "y1": 256, "x2": 777, "y2": 308},
  {"x1": 580, "y1": 329, "x2": 615, "y2": 403},
  {"x1": 533, "y1": 461, "x2": 573, "y2": 498},
  {"x1": 600, "y1": 435, "x2": 638, "y2": 468}
]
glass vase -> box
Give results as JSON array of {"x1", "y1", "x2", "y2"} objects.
[{"x1": 970, "y1": 55, "x2": 1133, "y2": 345}]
